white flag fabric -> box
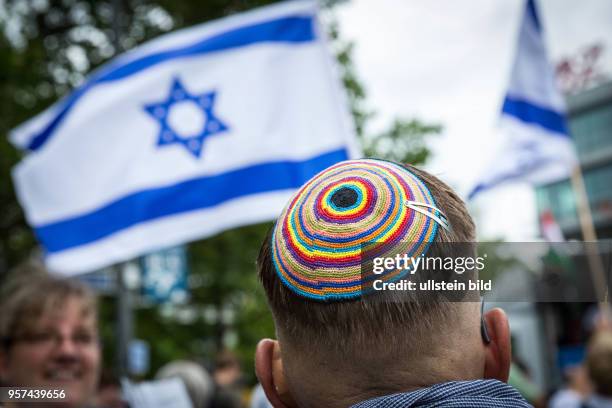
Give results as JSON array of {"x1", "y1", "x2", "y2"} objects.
[
  {"x1": 11, "y1": 0, "x2": 360, "y2": 275},
  {"x1": 468, "y1": 0, "x2": 577, "y2": 200}
]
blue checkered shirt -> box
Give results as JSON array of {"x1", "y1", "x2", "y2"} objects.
[{"x1": 350, "y1": 380, "x2": 533, "y2": 408}]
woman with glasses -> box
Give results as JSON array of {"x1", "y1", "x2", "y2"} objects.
[{"x1": 0, "y1": 266, "x2": 101, "y2": 408}]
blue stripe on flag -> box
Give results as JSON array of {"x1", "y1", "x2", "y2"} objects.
[
  {"x1": 502, "y1": 96, "x2": 569, "y2": 136},
  {"x1": 35, "y1": 148, "x2": 349, "y2": 253},
  {"x1": 27, "y1": 15, "x2": 315, "y2": 151},
  {"x1": 527, "y1": 0, "x2": 541, "y2": 32}
]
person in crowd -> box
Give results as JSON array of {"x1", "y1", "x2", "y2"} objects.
[
  {"x1": 94, "y1": 369, "x2": 129, "y2": 408},
  {"x1": 0, "y1": 266, "x2": 101, "y2": 407},
  {"x1": 582, "y1": 330, "x2": 612, "y2": 408},
  {"x1": 213, "y1": 351, "x2": 245, "y2": 408},
  {"x1": 548, "y1": 364, "x2": 591, "y2": 408},
  {"x1": 156, "y1": 360, "x2": 215, "y2": 408},
  {"x1": 254, "y1": 159, "x2": 532, "y2": 408}
]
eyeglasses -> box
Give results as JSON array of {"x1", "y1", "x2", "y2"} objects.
[
  {"x1": 4, "y1": 330, "x2": 99, "y2": 349},
  {"x1": 481, "y1": 299, "x2": 491, "y2": 344}
]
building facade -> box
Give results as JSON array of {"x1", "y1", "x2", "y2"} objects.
[
  {"x1": 536, "y1": 80, "x2": 612, "y2": 239},
  {"x1": 533, "y1": 80, "x2": 612, "y2": 390}
]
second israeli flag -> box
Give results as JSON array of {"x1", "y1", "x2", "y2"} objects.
[{"x1": 469, "y1": 0, "x2": 577, "y2": 200}]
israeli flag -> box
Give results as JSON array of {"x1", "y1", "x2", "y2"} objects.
[
  {"x1": 468, "y1": 0, "x2": 577, "y2": 200},
  {"x1": 11, "y1": 0, "x2": 360, "y2": 274}
]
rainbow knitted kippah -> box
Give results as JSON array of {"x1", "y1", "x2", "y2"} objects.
[{"x1": 271, "y1": 159, "x2": 448, "y2": 301}]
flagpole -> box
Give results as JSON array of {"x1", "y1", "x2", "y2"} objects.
[
  {"x1": 116, "y1": 263, "x2": 133, "y2": 376},
  {"x1": 111, "y1": 0, "x2": 133, "y2": 377},
  {"x1": 569, "y1": 165, "x2": 610, "y2": 321}
]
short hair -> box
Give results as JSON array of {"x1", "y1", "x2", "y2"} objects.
[
  {"x1": 156, "y1": 361, "x2": 215, "y2": 408},
  {"x1": 257, "y1": 161, "x2": 475, "y2": 356},
  {"x1": 586, "y1": 331, "x2": 612, "y2": 397},
  {"x1": 0, "y1": 266, "x2": 97, "y2": 351}
]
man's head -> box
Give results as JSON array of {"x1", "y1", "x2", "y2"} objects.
[
  {"x1": 0, "y1": 270, "x2": 101, "y2": 407},
  {"x1": 586, "y1": 331, "x2": 612, "y2": 397},
  {"x1": 255, "y1": 159, "x2": 511, "y2": 408},
  {"x1": 156, "y1": 361, "x2": 215, "y2": 408}
]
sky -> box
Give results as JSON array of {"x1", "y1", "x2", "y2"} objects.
[{"x1": 336, "y1": 0, "x2": 612, "y2": 240}]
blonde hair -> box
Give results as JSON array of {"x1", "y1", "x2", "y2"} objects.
[{"x1": 587, "y1": 331, "x2": 612, "y2": 396}]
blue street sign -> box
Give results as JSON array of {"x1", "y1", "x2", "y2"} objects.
[{"x1": 141, "y1": 246, "x2": 189, "y2": 304}]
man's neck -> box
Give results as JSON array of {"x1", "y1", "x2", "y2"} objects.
[{"x1": 288, "y1": 355, "x2": 483, "y2": 408}]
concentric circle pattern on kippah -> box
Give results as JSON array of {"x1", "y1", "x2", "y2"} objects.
[{"x1": 271, "y1": 159, "x2": 441, "y2": 301}]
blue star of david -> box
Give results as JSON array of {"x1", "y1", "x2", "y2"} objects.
[{"x1": 144, "y1": 78, "x2": 229, "y2": 158}]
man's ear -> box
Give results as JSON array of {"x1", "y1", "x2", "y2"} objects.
[
  {"x1": 255, "y1": 339, "x2": 297, "y2": 408},
  {"x1": 482, "y1": 308, "x2": 511, "y2": 382}
]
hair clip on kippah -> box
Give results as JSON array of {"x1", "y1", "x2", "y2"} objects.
[
  {"x1": 271, "y1": 159, "x2": 447, "y2": 301},
  {"x1": 405, "y1": 200, "x2": 451, "y2": 232}
]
